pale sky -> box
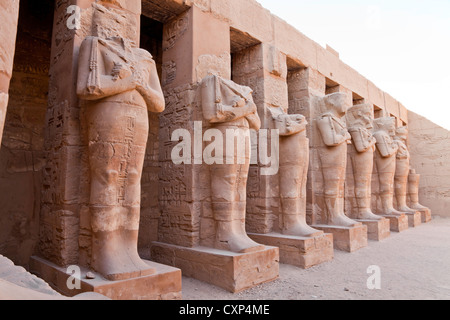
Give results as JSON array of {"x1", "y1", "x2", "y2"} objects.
[{"x1": 256, "y1": 0, "x2": 450, "y2": 130}]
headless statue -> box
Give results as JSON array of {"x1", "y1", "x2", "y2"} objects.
[
  {"x1": 77, "y1": 3, "x2": 165, "y2": 280},
  {"x1": 273, "y1": 112, "x2": 322, "y2": 237},
  {"x1": 316, "y1": 93, "x2": 359, "y2": 227},
  {"x1": 373, "y1": 117, "x2": 404, "y2": 216},
  {"x1": 346, "y1": 104, "x2": 383, "y2": 220},
  {"x1": 201, "y1": 75, "x2": 264, "y2": 253}
]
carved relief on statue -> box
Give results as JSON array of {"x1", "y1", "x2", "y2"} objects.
[
  {"x1": 316, "y1": 92, "x2": 359, "y2": 227},
  {"x1": 76, "y1": 2, "x2": 165, "y2": 281},
  {"x1": 346, "y1": 103, "x2": 382, "y2": 220},
  {"x1": 372, "y1": 117, "x2": 404, "y2": 216},
  {"x1": 200, "y1": 74, "x2": 264, "y2": 253}
]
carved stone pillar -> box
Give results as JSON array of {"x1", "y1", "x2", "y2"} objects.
[
  {"x1": 0, "y1": 0, "x2": 20, "y2": 143},
  {"x1": 30, "y1": 0, "x2": 181, "y2": 300},
  {"x1": 150, "y1": 6, "x2": 279, "y2": 293}
]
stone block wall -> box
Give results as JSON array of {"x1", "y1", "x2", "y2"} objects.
[{"x1": 408, "y1": 111, "x2": 450, "y2": 218}]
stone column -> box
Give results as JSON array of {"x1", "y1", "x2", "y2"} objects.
[
  {"x1": 150, "y1": 6, "x2": 279, "y2": 293},
  {"x1": 0, "y1": 0, "x2": 20, "y2": 143},
  {"x1": 30, "y1": 0, "x2": 181, "y2": 300}
]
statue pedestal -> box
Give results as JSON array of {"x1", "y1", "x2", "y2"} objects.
[
  {"x1": 417, "y1": 209, "x2": 432, "y2": 223},
  {"x1": 247, "y1": 232, "x2": 334, "y2": 269},
  {"x1": 29, "y1": 256, "x2": 182, "y2": 300},
  {"x1": 150, "y1": 243, "x2": 279, "y2": 293},
  {"x1": 311, "y1": 224, "x2": 368, "y2": 253},
  {"x1": 404, "y1": 211, "x2": 422, "y2": 228},
  {"x1": 356, "y1": 218, "x2": 391, "y2": 241},
  {"x1": 381, "y1": 214, "x2": 409, "y2": 232}
]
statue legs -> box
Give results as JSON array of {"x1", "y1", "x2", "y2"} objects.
[
  {"x1": 279, "y1": 134, "x2": 321, "y2": 237},
  {"x1": 394, "y1": 160, "x2": 417, "y2": 214},
  {"x1": 210, "y1": 125, "x2": 263, "y2": 253},
  {"x1": 319, "y1": 146, "x2": 358, "y2": 227},
  {"x1": 375, "y1": 156, "x2": 404, "y2": 216},
  {"x1": 408, "y1": 172, "x2": 430, "y2": 212},
  {"x1": 88, "y1": 102, "x2": 154, "y2": 280},
  {"x1": 350, "y1": 150, "x2": 383, "y2": 220}
]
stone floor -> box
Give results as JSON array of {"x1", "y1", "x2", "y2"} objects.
[
  {"x1": 182, "y1": 217, "x2": 450, "y2": 300},
  {"x1": 1, "y1": 217, "x2": 449, "y2": 300}
]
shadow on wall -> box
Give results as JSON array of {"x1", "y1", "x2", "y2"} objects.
[{"x1": 0, "y1": 0, "x2": 54, "y2": 267}]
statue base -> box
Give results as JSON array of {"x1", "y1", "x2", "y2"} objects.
[
  {"x1": 417, "y1": 208, "x2": 432, "y2": 223},
  {"x1": 356, "y1": 218, "x2": 391, "y2": 241},
  {"x1": 150, "y1": 242, "x2": 279, "y2": 293},
  {"x1": 404, "y1": 211, "x2": 422, "y2": 228},
  {"x1": 311, "y1": 224, "x2": 368, "y2": 253},
  {"x1": 247, "y1": 232, "x2": 334, "y2": 269},
  {"x1": 29, "y1": 256, "x2": 182, "y2": 300},
  {"x1": 380, "y1": 214, "x2": 409, "y2": 232}
]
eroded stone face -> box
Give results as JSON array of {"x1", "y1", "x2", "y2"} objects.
[{"x1": 76, "y1": 2, "x2": 165, "y2": 281}]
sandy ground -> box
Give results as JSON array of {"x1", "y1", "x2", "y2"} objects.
[{"x1": 181, "y1": 217, "x2": 450, "y2": 300}]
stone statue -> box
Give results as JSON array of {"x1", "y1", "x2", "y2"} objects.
[
  {"x1": 373, "y1": 117, "x2": 404, "y2": 216},
  {"x1": 393, "y1": 126, "x2": 417, "y2": 214},
  {"x1": 316, "y1": 93, "x2": 359, "y2": 227},
  {"x1": 346, "y1": 104, "x2": 383, "y2": 220},
  {"x1": 201, "y1": 75, "x2": 263, "y2": 253},
  {"x1": 76, "y1": 2, "x2": 165, "y2": 280},
  {"x1": 408, "y1": 169, "x2": 431, "y2": 215},
  {"x1": 273, "y1": 112, "x2": 322, "y2": 237}
]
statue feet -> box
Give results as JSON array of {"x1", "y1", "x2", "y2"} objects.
[
  {"x1": 92, "y1": 230, "x2": 156, "y2": 281},
  {"x1": 328, "y1": 214, "x2": 360, "y2": 228},
  {"x1": 216, "y1": 222, "x2": 265, "y2": 254},
  {"x1": 282, "y1": 222, "x2": 323, "y2": 238},
  {"x1": 398, "y1": 206, "x2": 418, "y2": 214},
  {"x1": 410, "y1": 203, "x2": 431, "y2": 213},
  {"x1": 382, "y1": 208, "x2": 405, "y2": 216},
  {"x1": 355, "y1": 210, "x2": 384, "y2": 221}
]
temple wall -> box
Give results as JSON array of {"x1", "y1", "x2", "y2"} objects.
[
  {"x1": 0, "y1": 0, "x2": 446, "y2": 275},
  {"x1": 408, "y1": 111, "x2": 450, "y2": 218}
]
